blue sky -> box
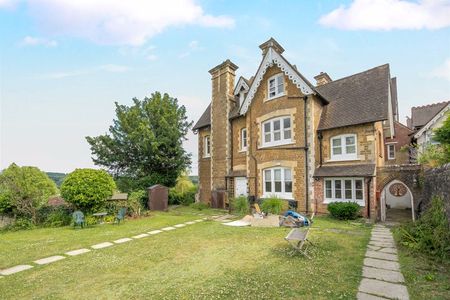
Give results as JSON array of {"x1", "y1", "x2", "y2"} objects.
[{"x1": 1, "y1": 0, "x2": 449, "y2": 175}]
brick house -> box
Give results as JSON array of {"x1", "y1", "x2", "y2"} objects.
[{"x1": 193, "y1": 38, "x2": 398, "y2": 219}]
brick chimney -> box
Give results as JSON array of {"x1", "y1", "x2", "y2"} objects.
[
  {"x1": 314, "y1": 72, "x2": 332, "y2": 86},
  {"x1": 259, "y1": 37, "x2": 285, "y2": 55},
  {"x1": 208, "y1": 59, "x2": 238, "y2": 191}
]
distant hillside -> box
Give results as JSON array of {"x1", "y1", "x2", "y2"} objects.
[
  {"x1": 189, "y1": 176, "x2": 198, "y2": 185},
  {"x1": 46, "y1": 172, "x2": 67, "y2": 187}
]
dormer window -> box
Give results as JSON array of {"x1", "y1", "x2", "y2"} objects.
[
  {"x1": 330, "y1": 134, "x2": 357, "y2": 161},
  {"x1": 203, "y1": 135, "x2": 211, "y2": 158},
  {"x1": 267, "y1": 73, "x2": 284, "y2": 100}
]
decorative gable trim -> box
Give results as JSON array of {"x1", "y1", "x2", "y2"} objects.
[
  {"x1": 239, "y1": 47, "x2": 315, "y2": 115},
  {"x1": 414, "y1": 103, "x2": 450, "y2": 138},
  {"x1": 233, "y1": 77, "x2": 250, "y2": 95}
]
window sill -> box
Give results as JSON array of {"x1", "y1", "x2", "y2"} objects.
[
  {"x1": 328, "y1": 157, "x2": 359, "y2": 162},
  {"x1": 323, "y1": 199, "x2": 365, "y2": 207},
  {"x1": 266, "y1": 93, "x2": 285, "y2": 102},
  {"x1": 262, "y1": 194, "x2": 294, "y2": 200},
  {"x1": 203, "y1": 156, "x2": 211, "y2": 159},
  {"x1": 260, "y1": 141, "x2": 294, "y2": 149},
  {"x1": 239, "y1": 148, "x2": 247, "y2": 153}
]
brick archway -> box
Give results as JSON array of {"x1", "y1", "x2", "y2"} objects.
[{"x1": 377, "y1": 165, "x2": 423, "y2": 220}]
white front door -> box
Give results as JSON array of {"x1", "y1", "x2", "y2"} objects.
[{"x1": 234, "y1": 177, "x2": 248, "y2": 197}]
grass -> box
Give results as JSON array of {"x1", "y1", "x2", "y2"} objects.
[
  {"x1": 395, "y1": 241, "x2": 450, "y2": 299},
  {"x1": 0, "y1": 210, "x2": 371, "y2": 299}
]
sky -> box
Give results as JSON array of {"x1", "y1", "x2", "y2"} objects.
[{"x1": 1, "y1": 0, "x2": 450, "y2": 175}]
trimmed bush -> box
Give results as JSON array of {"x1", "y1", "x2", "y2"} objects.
[
  {"x1": 230, "y1": 196, "x2": 250, "y2": 215},
  {"x1": 60, "y1": 169, "x2": 116, "y2": 212},
  {"x1": 128, "y1": 190, "x2": 146, "y2": 216},
  {"x1": 261, "y1": 197, "x2": 283, "y2": 215},
  {"x1": 327, "y1": 202, "x2": 361, "y2": 220},
  {"x1": 395, "y1": 196, "x2": 450, "y2": 260},
  {"x1": 169, "y1": 186, "x2": 197, "y2": 206}
]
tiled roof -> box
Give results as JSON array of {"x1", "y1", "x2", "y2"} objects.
[
  {"x1": 192, "y1": 103, "x2": 211, "y2": 130},
  {"x1": 313, "y1": 164, "x2": 376, "y2": 177},
  {"x1": 411, "y1": 101, "x2": 449, "y2": 129},
  {"x1": 317, "y1": 64, "x2": 390, "y2": 130}
]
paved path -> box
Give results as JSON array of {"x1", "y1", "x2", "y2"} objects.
[
  {"x1": 0, "y1": 215, "x2": 216, "y2": 277},
  {"x1": 357, "y1": 224, "x2": 409, "y2": 300}
]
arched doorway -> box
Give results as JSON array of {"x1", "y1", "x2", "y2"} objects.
[{"x1": 380, "y1": 180, "x2": 414, "y2": 222}]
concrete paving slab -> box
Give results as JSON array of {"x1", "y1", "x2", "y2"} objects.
[
  {"x1": 193, "y1": 219, "x2": 203, "y2": 222},
  {"x1": 148, "y1": 230, "x2": 163, "y2": 234},
  {"x1": 357, "y1": 292, "x2": 389, "y2": 300},
  {"x1": 379, "y1": 247, "x2": 397, "y2": 254},
  {"x1": 132, "y1": 233, "x2": 149, "y2": 239},
  {"x1": 65, "y1": 248, "x2": 91, "y2": 256},
  {"x1": 91, "y1": 242, "x2": 114, "y2": 249},
  {"x1": 366, "y1": 250, "x2": 398, "y2": 261},
  {"x1": 369, "y1": 241, "x2": 396, "y2": 248},
  {"x1": 363, "y1": 266, "x2": 405, "y2": 283},
  {"x1": 184, "y1": 221, "x2": 196, "y2": 225},
  {"x1": 359, "y1": 278, "x2": 409, "y2": 300},
  {"x1": 114, "y1": 238, "x2": 133, "y2": 244},
  {"x1": 0, "y1": 264, "x2": 33, "y2": 275},
  {"x1": 367, "y1": 245, "x2": 381, "y2": 251},
  {"x1": 371, "y1": 234, "x2": 393, "y2": 239},
  {"x1": 371, "y1": 236, "x2": 394, "y2": 241},
  {"x1": 161, "y1": 226, "x2": 176, "y2": 231},
  {"x1": 174, "y1": 224, "x2": 186, "y2": 228},
  {"x1": 364, "y1": 258, "x2": 400, "y2": 271},
  {"x1": 34, "y1": 255, "x2": 66, "y2": 265}
]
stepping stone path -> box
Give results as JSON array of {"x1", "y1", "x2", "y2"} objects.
[
  {"x1": 65, "y1": 248, "x2": 90, "y2": 256},
  {"x1": 358, "y1": 225, "x2": 409, "y2": 300},
  {"x1": 0, "y1": 265, "x2": 33, "y2": 276},
  {"x1": 0, "y1": 214, "x2": 224, "y2": 278},
  {"x1": 34, "y1": 255, "x2": 65, "y2": 265},
  {"x1": 91, "y1": 242, "x2": 114, "y2": 249}
]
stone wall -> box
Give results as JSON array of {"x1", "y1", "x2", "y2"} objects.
[
  {"x1": 421, "y1": 163, "x2": 450, "y2": 223},
  {"x1": 0, "y1": 215, "x2": 14, "y2": 228}
]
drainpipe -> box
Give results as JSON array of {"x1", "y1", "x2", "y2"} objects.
[
  {"x1": 303, "y1": 95, "x2": 309, "y2": 214},
  {"x1": 318, "y1": 131, "x2": 323, "y2": 167},
  {"x1": 248, "y1": 108, "x2": 258, "y2": 200},
  {"x1": 367, "y1": 177, "x2": 372, "y2": 219}
]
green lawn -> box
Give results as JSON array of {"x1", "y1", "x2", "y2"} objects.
[
  {"x1": 396, "y1": 245, "x2": 450, "y2": 300},
  {"x1": 0, "y1": 209, "x2": 372, "y2": 299}
]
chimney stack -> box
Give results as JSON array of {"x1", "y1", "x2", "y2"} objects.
[
  {"x1": 208, "y1": 59, "x2": 238, "y2": 191},
  {"x1": 314, "y1": 72, "x2": 332, "y2": 86}
]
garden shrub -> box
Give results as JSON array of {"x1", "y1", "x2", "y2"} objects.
[
  {"x1": 128, "y1": 190, "x2": 146, "y2": 216},
  {"x1": 104, "y1": 215, "x2": 115, "y2": 223},
  {"x1": 327, "y1": 202, "x2": 361, "y2": 220},
  {"x1": 230, "y1": 196, "x2": 249, "y2": 215},
  {"x1": 395, "y1": 196, "x2": 450, "y2": 260},
  {"x1": 84, "y1": 215, "x2": 98, "y2": 226},
  {"x1": 10, "y1": 218, "x2": 35, "y2": 230},
  {"x1": 190, "y1": 202, "x2": 209, "y2": 211},
  {"x1": 261, "y1": 197, "x2": 283, "y2": 215},
  {"x1": 43, "y1": 208, "x2": 72, "y2": 227},
  {"x1": 169, "y1": 186, "x2": 197, "y2": 206},
  {"x1": 60, "y1": 169, "x2": 116, "y2": 212}
]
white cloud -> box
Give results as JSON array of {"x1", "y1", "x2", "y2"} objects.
[
  {"x1": 20, "y1": 36, "x2": 58, "y2": 47},
  {"x1": 15, "y1": 0, "x2": 234, "y2": 46},
  {"x1": 146, "y1": 54, "x2": 158, "y2": 61},
  {"x1": 431, "y1": 58, "x2": 450, "y2": 81},
  {"x1": 98, "y1": 64, "x2": 130, "y2": 73},
  {"x1": 319, "y1": 0, "x2": 450, "y2": 30},
  {"x1": 0, "y1": 0, "x2": 18, "y2": 8},
  {"x1": 179, "y1": 40, "x2": 203, "y2": 58}
]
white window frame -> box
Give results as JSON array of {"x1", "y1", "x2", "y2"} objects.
[
  {"x1": 267, "y1": 73, "x2": 285, "y2": 100},
  {"x1": 203, "y1": 135, "x2": 210, "y2": 158},
  {"x1": 261, "y1": 116, "x2": 292, "y2": 148},
  {"x1": 323, "y1": 177, "x2": 365, "y2": 206},
  {"x1": 330, "y1": 134, "x2": 358, "y2": 161},
  {"x1": 263, "y1": 167, "x2": 293, "y2": 199},
  {"x1": 240, "y1": 128, "x2": 247, "y2": 151},
  {"x1": 387, "y1": 144, "x2": 395, "y2": 160}
]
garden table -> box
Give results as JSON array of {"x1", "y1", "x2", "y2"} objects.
[{"x1": 92, "y1": 212, "x2": 108, "y2": 224}]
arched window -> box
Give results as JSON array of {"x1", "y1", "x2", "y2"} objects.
[
  {"x1": 330, "y1": 134, "x2": 357, "y2": 161},
  {"x1": 263, "y1": 167, "x2": 293, "y2": 199}
]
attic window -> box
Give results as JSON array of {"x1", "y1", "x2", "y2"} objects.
[{"x1": 267, "y1": 73, "x2": 284, "y2": 100}]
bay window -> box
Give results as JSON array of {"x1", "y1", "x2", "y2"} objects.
[
  {"x1": 263, "y1": 167, "x2": 293, "y2": 199},
  {"x1": 330, "y1": 134, "x2": 357, "y2": 161},
  {"x1": 262, "y1": 116, "x2": 292, "y2": 147},
  {"x1": 324, "y1": 178, "x2": 364, "y2": 205}
]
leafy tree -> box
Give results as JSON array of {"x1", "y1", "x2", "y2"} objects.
[
  {"x1": 418, "y1": 113, "x2": 450, "y2": 167},
  {"x1": 0, "y1": 163, "x2": 58, "y2": 223},
  {"x1": 434, "y1": 112, "x2": 450, "y2": 145},
  {"x1": 60, "y1": 169, "x2": 116, "y2": 212},
  {"x1": 86, "y1": 92, "x2": 192, "y2": 191}
]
